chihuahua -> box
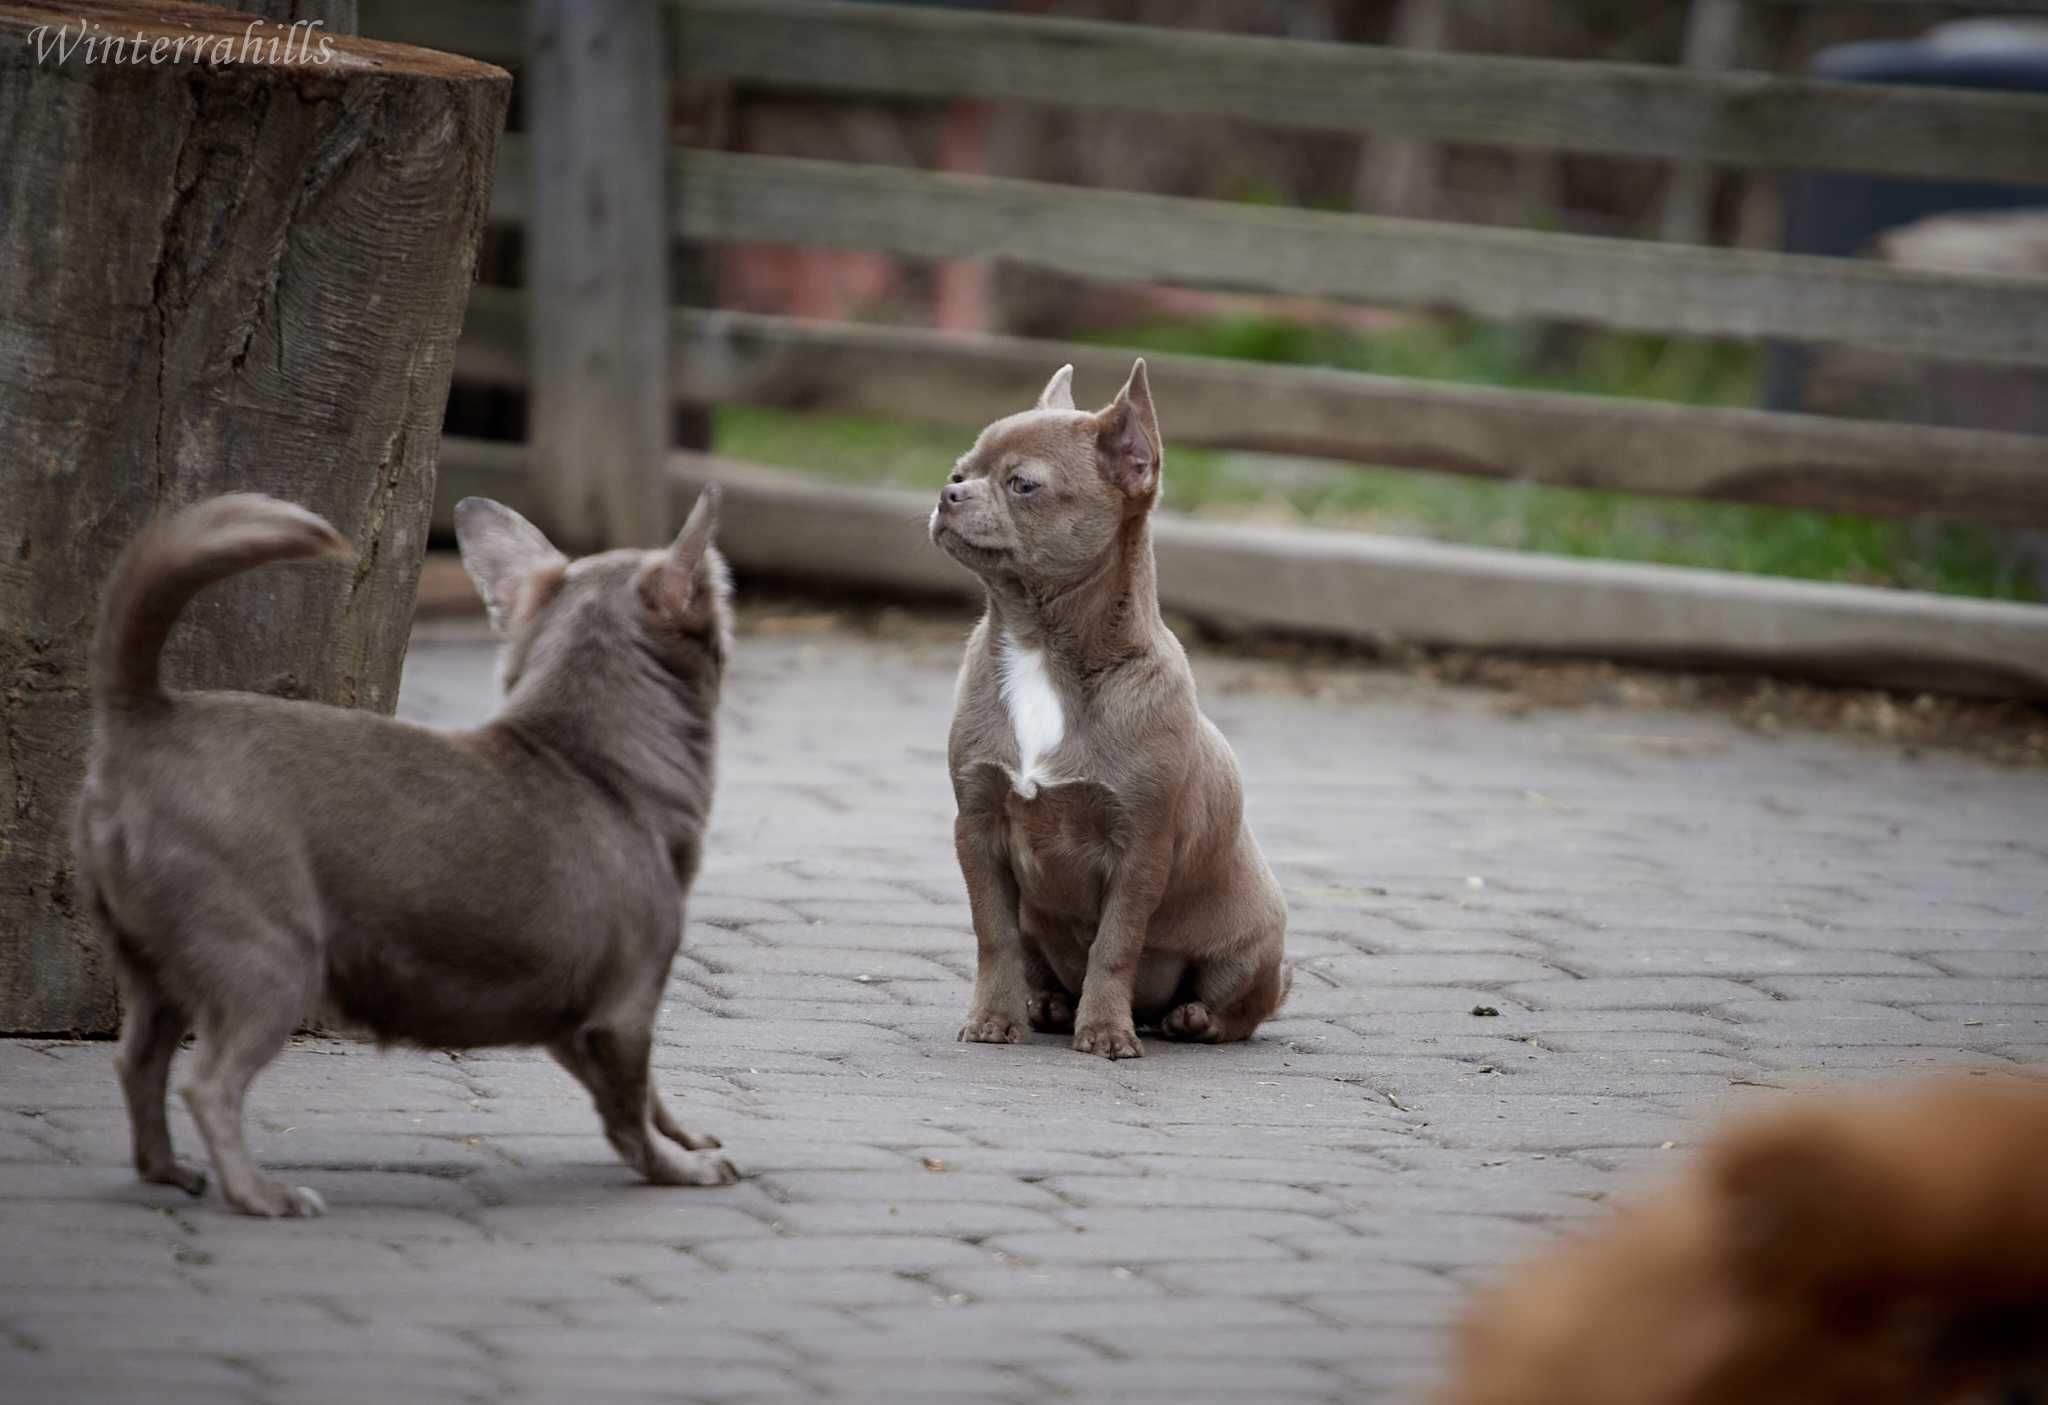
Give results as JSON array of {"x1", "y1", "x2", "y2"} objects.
[
  {"x1": 73, "y1": 489, "x2": 736, "y2": 1216},
  {"x1": 1442, "y1": 1076, "x2": 2048, "y2": 1405},
  {"x1": 930, "y1": 360, "x2": 1290, "y2": 1059}
]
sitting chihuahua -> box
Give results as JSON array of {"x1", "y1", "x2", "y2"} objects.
[
  {"x1": 930, "y1": 360, "x2": 1289, "y2": 1059},
  {"x1": 1442, "y1": 1076, "x2": 2048, "y2": 1405},
  {"x1": 73, "y1": 489, "x2": 737, "y2": 1217}
]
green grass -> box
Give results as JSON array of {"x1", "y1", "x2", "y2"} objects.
[{"x1": 712, "y1": 316, "x2": 2040, "y2": 604}]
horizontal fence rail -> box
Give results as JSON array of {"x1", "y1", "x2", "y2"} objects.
[
  {"x1": 362, "y1": 0, "x2": 2048, "y2": 186},
  {"x1": 425, "y1": 445, "x2": 2048, "y2": 698},
  {"x1": 673, "y1": 0, "x2": 2048, "y2": 186},
  {"x1": 455, "y1": 290, "x2": 2048, "y2": 526},
  {"x1": 490, "y1": 144, "x2": 2048, "y2": 366}
]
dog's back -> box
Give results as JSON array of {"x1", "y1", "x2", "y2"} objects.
[{"x1": 1442, "y1": 1076, "x2": 2048, "y2": 1405}]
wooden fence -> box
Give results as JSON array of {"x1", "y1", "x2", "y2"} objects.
[{"x1": 362, "y1": 0, "x2": 2048, "y2": 692}]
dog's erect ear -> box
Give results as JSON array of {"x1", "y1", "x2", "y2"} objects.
[
  {"x1": 454, "y1": 498, "x2": 568, "y2": 632},
  {"x1": 1095, "y1": 358, "x2": 1161, "y2": 500},
  {"x1": 1036, "y1": 363, "x2": 1075, "y2": 412},
  {"x1": 646, "y1": 484, "x2": 722, "y2": 620}
]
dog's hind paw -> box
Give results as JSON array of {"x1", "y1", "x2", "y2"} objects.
[
  {"x1": 650, "y1": 1150, "x2": 741, "y2": 1187},
  {"x1": 959, "y1": 1011, "x2": 1026, "y2": 1044},
  {"x1": 1160, "y1": 1002, "x2": 1216, "y2": 1042},
  {"x1": 1026, "y1": 992, "x2": 1075, "y2": 1033},
  {"x1": 142, "y1": 1159, "x2": 209, "y2": 1197},
  {"x1": 230, "y1": 1180, "x2": 327, "y2": 1219},
  {"x1": 1073, "y1": 1022, "x2": 1144, "y2": 1060}
]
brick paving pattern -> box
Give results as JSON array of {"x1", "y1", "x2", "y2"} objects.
[{"x1": 3, "y1": 619, "x2": 2043, "y2": 1404}]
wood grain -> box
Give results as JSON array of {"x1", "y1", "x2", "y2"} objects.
[{"x1": 0, "y1": 1, "x2": 509, "y2": 1032}]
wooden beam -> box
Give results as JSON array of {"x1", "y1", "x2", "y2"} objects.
[
  {"x1": 372, "y1": 1, "x2": 2048, "y2": 184},
  {"x1": 487, "y1": 146, "x2": 2048, "y2": 366},
  {"x1": 525, "y1": 0, "x2": 671, "y2": 548},
  {"x1": 669, "y1": 0, "x2": 2048, "y2": 186},
  {"x1": 454, "y1": 295, "x2": 2048, "y2": 525},
  {"x1": 431, "y1": 445, "x2": 2048, "y2": 698}
]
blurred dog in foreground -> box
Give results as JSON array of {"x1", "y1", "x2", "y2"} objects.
[
  {"x1": 74, "y1": 489, "x2": 735, "y2": 1217},
  {"x1": 930, "y1": 360, "x2": 1289, "y2": 1058},
  {"x1": 1442, "y1": 1076, "x2": 2048, "y2": 1405}
]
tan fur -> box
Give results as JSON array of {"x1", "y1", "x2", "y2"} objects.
[
  {"x1": 73, "y1": 489, "x2": 738, "y2": 1217},
  {"x1": 931, "y1": 360, "x2": 1290, "y2": 1059},
  {"x1": 1442, "y1": 1076, "x2": 2048, "y2": 1405}
]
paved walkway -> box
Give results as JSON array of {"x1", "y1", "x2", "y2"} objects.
[{"x1": 4, "y1": 618, "x2": 2045, "y2": 1405}]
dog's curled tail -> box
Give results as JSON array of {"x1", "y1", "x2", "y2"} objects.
[{"x1": 94, "y1": 494, "x2": 352, "y2": 709}]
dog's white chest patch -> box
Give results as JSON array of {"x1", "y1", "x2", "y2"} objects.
[{"x1": 997, "y1": 632, "x2": 1064, "y2": 799}]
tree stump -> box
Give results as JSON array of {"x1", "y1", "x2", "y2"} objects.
[{"x1": 0, "y1": 1, "x2": 510, "y2": 1034}]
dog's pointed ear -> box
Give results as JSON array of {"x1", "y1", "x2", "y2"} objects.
[
  {"x1": 646, "y1": 484, "x2": 721, "y2": 620},
  {"x1": 1095, "y1": 358, "x2": 1161, "y2": 500},
  {"x1": 454, "y1": 498, "x2": 567, "y2": 632},
  {"x1": 1036, "y1": 363, "x2": 1075, "y2": 412}
]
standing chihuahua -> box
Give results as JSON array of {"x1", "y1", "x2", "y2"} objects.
[
  {"x1": 73, "y1": 488, "x2": 736, "y2": 1217},
  {"x1": 930, "y1": 360, "x2": 1289, "y2": 1059}
]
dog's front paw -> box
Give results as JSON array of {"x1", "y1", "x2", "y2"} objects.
[
  {"x1": 959, "y1": 1010, "x2": 1026, "y2": 1044},
  {"x1": 1073, "y1": 1021, "x2": 1143, "y2": 1060}
]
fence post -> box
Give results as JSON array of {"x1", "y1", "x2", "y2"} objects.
[
  {"x1": 1355, "y1": 0, "x2": 1447, "y2": 218},
  {"x1": 526, "y1": 0, "x2": 671, "y2": 548},
  {"x1": 1659, "y1": 0, "x2": 1745, "y2": 244}
]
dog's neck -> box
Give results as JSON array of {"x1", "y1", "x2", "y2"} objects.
[
  {"x1": 985, "y1": 512, "x2": 1161, "y2": 688},
  {"x1": 494, "y1": 645, "x2": 720, "y2": 862}
]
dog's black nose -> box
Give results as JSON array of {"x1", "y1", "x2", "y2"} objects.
[{"x1": 944, "y1": 483, "x2": 969, "y2": 505}]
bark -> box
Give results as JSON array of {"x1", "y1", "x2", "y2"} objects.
[{"x1": 0, "y1": 0, "x2": 509, "y2": 1032}]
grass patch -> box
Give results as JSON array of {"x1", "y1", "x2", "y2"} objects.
[{"x1": 712, "y1": 315, "x2": 2039, "y2": 603}]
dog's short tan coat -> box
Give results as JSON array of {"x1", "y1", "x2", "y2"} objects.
[
  {"x1": 1443, "y1": 1076, "x2": 2048, "y2": 1405},
  {"x1": 931, "y1": 360, "x2": 1289, "y2": 1058},
  {"x1": 74, "y1": 490, "x2": 736, "y2": 1216}
]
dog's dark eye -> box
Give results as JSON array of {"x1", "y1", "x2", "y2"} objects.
[
  {"x1": 1009, "y1": 476, "x2": 1038, "y2": 497},
  {"x1": 948, "y1": 471, "x2": 965, "y2": 485}
]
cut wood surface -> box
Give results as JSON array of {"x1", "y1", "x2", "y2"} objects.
[
  {"x1": 428, "y1": 445, "x2": 2048, "y2": 699},
  {"x1": 488, "y1": 146, "x2": 2048, "y2": 366},
  {"x1": 368, "y1": 0, "x2": 2048, "y2": 185},
  {"x1": 451, "y1": 294, "x2": 2048, "y2": 525},
  {"x1": 0, "y1": 2, "x2": 509, "y2": 1033},
  {"x1": 217, "y1": 0, "x2": 357, "y2": 27}
]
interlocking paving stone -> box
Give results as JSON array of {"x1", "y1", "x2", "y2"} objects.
[{"x1": 2, "y1": 620, "x2": 2041, "y2": 1403}]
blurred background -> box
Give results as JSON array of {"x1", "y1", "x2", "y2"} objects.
[{"x1": 365, "y1": 0, "x2": 2048, "y2": 694}]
